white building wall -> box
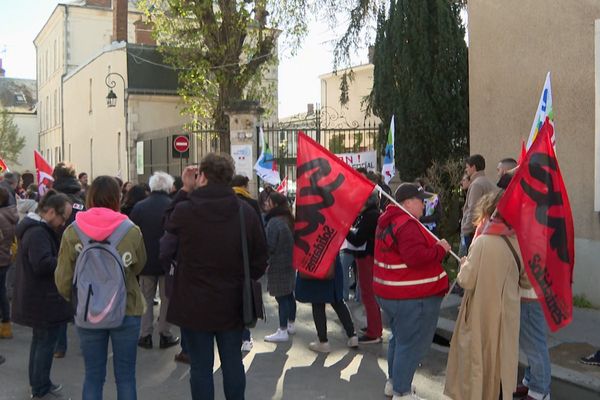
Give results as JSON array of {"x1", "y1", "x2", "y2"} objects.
[{"x1": 12, "y1": 113, "x2": 38, "y2": 172}]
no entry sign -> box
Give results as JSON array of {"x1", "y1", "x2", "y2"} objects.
[
  {"x1": 174, "y1": 135, "x2": 190, "y2": 153},
  {"x1": 172, "y1": 134, "x2": 190, "y2": 159}
]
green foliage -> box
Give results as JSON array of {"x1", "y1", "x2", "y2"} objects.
[
  {"x1": 573, "y1": 294, "x2": 598, "y2": 310},
  {"x1": 370, "y1": 0, "x2": 469, "y2": 181},
  {"x1": 0, "y1": 109, "x2": 26, "y2": 165},
  {"x1": 138, "y1": 0, "x2": 280, "y2": 151},
  {"x1": 328, "y1": 134, "x2": 346, "y2": 153}
]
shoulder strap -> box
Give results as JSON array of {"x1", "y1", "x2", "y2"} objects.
[
  {"x1": 500, "y1": 236, "x2": 522, "y2": 273},
  {"x1": 239, "y1": 203, "x2": 250, "y2": 280},
  {"x1": 106, "y1": 219, "x2": 134, "y2": 247},
  {"x1": 72, "y1": 219, "x2": 133, "y2": 247},
  {"x1": 72, "y1": 222, "x2": 92, "y2": 245}
]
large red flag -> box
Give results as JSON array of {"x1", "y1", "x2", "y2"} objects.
[
  {"x1": 294, "y1": 132, "x2": 375, "y2": 278},
  {"x1": 34, "y1": 150, "x2": 54, "y2": 195},
  {"x1": 497, "y1": 118, "x2": 574, "y2": 331}
]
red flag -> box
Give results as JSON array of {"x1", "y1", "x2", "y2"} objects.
[
  {"x1": 497, "y1": 118, "x2": 574, "y2": 331},
  {"x1": 276, "y1": 176, "x2": 288, "y2": 195},
  {"x1": 293, "y1": 132, "x2": 375, "y2": 278},
  {"x1": 34, "y1": 150, "x2": 54, "y2": 195},
  {"x1": 517, "y1": 139, "x2": 527, "y2": 165},
  {"x1": 0, "y1": 158, "x2": 8, "y2": 173}
]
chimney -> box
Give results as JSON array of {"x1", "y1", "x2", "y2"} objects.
[
  {"x1": 0, "y1": 59, "x2": 5, "y2": 78},
  {"x1": 113, "y1": 0, "x2": 128, "y2": 43},
  {"x1": 134, "y1": 19, "x2": 156, "y2": 46},
  {"x1": 307, "y1": 103, "x2": 314, "y2": 115},
  {"x1": 86, "y1": 0, "x2": 111, "y2": 7}
]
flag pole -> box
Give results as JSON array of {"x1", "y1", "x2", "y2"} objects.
[{"x1": 375, "y1": 186, "x2": 460, "y2": 298}]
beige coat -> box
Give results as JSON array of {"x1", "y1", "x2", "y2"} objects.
[{"x1": 444, "y1": 234, "x2": 530, "y2": 400}]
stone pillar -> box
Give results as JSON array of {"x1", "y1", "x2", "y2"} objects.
[{"x1": 225, "y1": 101, "x2": 264, "y2": 198}]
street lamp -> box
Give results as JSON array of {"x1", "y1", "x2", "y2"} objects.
[{"x1": 105, "y1": 70, "x2": 129, "y2": 180}]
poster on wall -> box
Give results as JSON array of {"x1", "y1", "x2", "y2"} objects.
[
  {"x1": 231, "y1": 144, "x2": 254, "y2": 177},
  {"x1": 336, "y1": 150, "x2": 377, "y2": 171},
  {"x1": 136, "y1": 141, "x2": 144, "y2": 175}
]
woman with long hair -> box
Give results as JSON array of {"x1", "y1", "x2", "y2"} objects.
[
  {"x1": 263, "y1": 192, "x2": 297, "y2": 342},
  {"x1": 11, "y1": 190, "x2": 73, "y2": 399},
  {"x1": 56, "y1": 176, "x2": 146, "y2": 400},
  {"x1": 445, "y1": 191, "x2": 531, "y2": 400}
]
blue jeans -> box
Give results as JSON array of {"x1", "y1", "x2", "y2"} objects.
[
  {"x1": 55, "y1": 323, "x2": 67, "y2": 353},
  {"x1": 275, "y1": 293, "x2": 297, "y2": 328},
  {"x1": 377, "y1": 296, "x2": 442, "y2": 395},
  {"x1": 520, "y1": 301, "x2": 551, "y2": 397},
  {"x1": 77, "y1": 316, "x2": 141, "y2": 400},
  {"x1": 0, "y1": 267, "x2": 9, "y2": 322},
  {"x1": 29, "y1": 326, "x2": 61, "y2": 397},
  {"x1": 459, "y1": 233, "x2": 473, "y2": 257},
  {"x1": 242, "y1": 328, "x2": 251, "y2": 342},
  {"x1": 182, "y1": 328, "x2": 245, "y2": 400}
]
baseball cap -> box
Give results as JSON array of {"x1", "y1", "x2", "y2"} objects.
[{"x1": 394, "y1": 183, "x2": 432, "y2": 203}]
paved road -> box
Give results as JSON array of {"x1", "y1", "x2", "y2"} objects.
[{"x1": 0, "y1": 294, "x2": 451, "y2": 400}]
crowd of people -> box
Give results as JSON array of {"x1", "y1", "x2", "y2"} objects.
[{"x1": 0, "y1": 152, "x2": 596, "y2": 400}]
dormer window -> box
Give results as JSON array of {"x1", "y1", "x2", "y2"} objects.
[{"x1": 14, "y1": 92, "x2": 27, "y2": 104}]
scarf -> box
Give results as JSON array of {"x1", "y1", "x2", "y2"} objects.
[
  {"x1": 475, "y1": 216, "x2": 514, "y2": 239},
  {"x1": 232, "y1": 186, "x2": 252, "y2": 199}
]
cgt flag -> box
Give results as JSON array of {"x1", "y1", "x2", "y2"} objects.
[
  {"x1": 294, "y1": 131, "x2": 375, "y2": 279},
  {"x1": 497, "y1": 118, "x2": 574, "y2": 331},
  {"x1": 34, "y1": 150, "x2": 54, "y2": 195},
  {"x1": 0, "y1": 158, "x2": 8, "y2": 173}
]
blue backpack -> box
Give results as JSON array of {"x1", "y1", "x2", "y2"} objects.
[{"x1": 72, "y1": 220, "x2": 133, "y2": 329}]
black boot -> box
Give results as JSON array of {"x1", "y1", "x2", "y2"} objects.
[
  {"x1": 137, "y1": 335, "x2": 153, "y2": 349},
  {"x1": 159, "y1": 334, "x2": 180, "y2": 349}
]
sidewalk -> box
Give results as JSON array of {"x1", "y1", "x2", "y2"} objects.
[{"x1": 436, "y1": 294, "x2": 600, "y2": 395}]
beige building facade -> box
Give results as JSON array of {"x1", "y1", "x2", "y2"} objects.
[
  {"x1": 34, "y1": 0, "x2": 144, "y2": 168},
  {"x1": 319, "y1": 64, "x2": 381, "y2": 128},
  {"x1": 468, "y1": 0, "x2": 600, "y2": 305},
  {"x1": 63, "y1": 42, "x2": 189, "y2": 181},
  {"x1": 0, "y1": 75, "x2": 38, "y2": 172}
]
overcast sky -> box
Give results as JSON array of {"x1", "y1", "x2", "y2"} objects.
[{"x1": 0, "y1": 0, "x2": 370, "y2": 118}]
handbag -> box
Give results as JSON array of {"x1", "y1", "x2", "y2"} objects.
[{"x1": 239, "y1": 204, "x2": 264, "y2": 328}]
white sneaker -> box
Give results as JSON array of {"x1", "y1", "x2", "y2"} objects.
[
  {"x1": 287, "y1": 322, "x2": 296, "y2": 335},
  {"x1": 308, "y1": 341, "x2": 331, "y2": 353},
  {"x1": 264, "y1": 328, "x2": 289, "y2": 342},
  {"x1": 384, "y1": 379, "x2": 393, "y2": 397},
  {"x1": 241, "y1": 340, "x2": 253, "y2": 352},
  {"x1": 347, "y1": 335, "x2": 359, "y2": 348}
]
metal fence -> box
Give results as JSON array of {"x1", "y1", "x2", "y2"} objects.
[{"x1": 261, "y1": 107, "x2": 382, "y2": 196}]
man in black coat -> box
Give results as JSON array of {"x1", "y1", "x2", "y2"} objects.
[
  {"x1": 130, "y1": 171, "x2": 179, "y2": 350},
  {"x1": 165, "y1": 154, "x2": 268, "y2": 400}
]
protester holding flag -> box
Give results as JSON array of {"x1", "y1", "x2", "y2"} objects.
[
  {"x1": 263, "y1": 191, "x2": 297, "y2": 343},
  {"x1": 373, "y1": 183, "x2": 450, "y2": 399},
  {"x1": 445, "y1": 191, "x2": 531, "y2": 400}
]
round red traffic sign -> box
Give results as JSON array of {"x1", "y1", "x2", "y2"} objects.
[{"x1": 174, "y1": 135, "x2": 190, "y2": 153}]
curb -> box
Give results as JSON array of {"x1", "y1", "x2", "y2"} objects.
[{"x1": 436, "y1": 316, "x2": 600, "y2": 395}]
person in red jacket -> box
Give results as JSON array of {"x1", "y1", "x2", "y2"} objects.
[{"x1": 374, "y1": 183, "x2": 451, "y2": 400}]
